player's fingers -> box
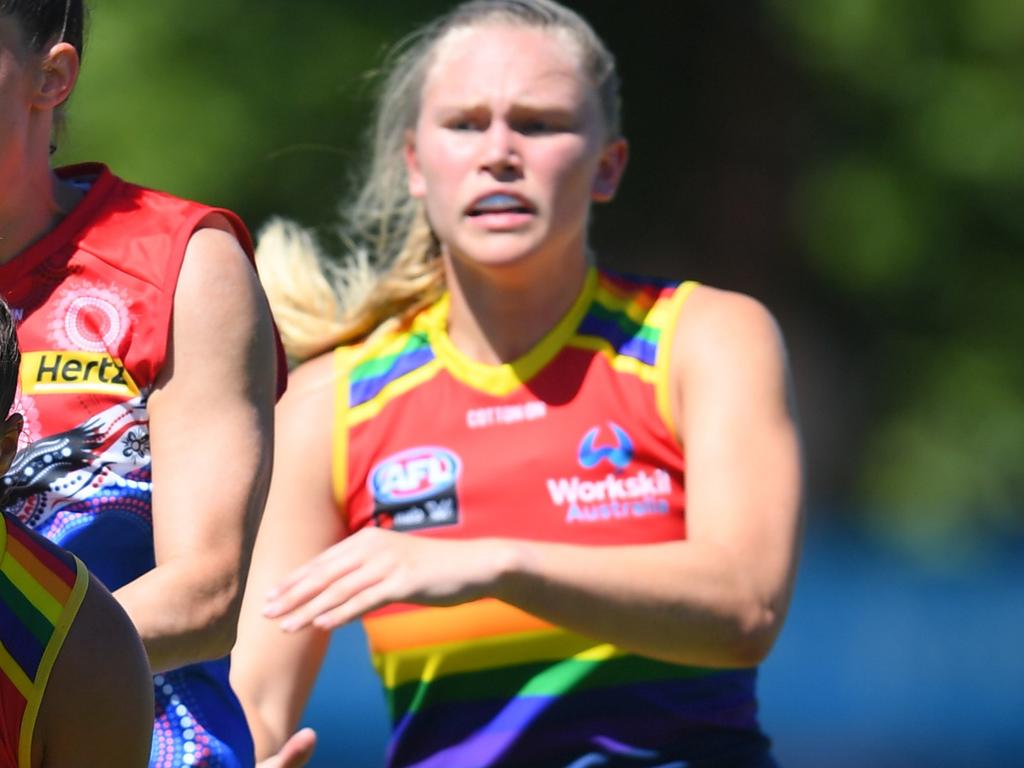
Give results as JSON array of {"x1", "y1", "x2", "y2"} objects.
[
  {"x1": 278, "y1": 561, "x2": 387, "y2": 632},
  {"x1": 267, "y1": 536, "x2": 363, "y2": 598},
  {"x1": 256, "y1": 727, "x2": 317, "y2": 768},
  {"x1": 265, "y1": 548, "x2": 362, "y2": 618},
  {"x1": 311, "y1": 578, "x2": 394, "y2": 630}
]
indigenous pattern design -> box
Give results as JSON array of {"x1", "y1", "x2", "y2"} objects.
[{"x1": 335, "y1": 269, "x2": 773, "y2": 767}]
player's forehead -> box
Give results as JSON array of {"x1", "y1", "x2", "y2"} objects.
[{"x1": 422, "y1": 23, "x2": 590, "y2": 109}]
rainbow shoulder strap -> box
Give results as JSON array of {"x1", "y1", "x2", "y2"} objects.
[{"x1": 0, "y1": 514, "x2": 88, "y2": 768}]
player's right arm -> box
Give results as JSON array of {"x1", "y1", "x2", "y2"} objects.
[
  {"x1": 231, "y1": 352, "x2": 342, "y2": 764},
  {"x1": 34, "y1": 572, "x2": 153, "y2": 768}
]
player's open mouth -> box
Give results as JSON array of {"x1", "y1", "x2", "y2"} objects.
[{"x1": 466, "y1": 193, "x2": 535, "y2": 216}]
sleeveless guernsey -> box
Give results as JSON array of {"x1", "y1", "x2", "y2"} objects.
[
  {"x1": 334, "y1": 268, "x2": 773, "y2": 767},
  {"x1": 0, "y1": 514, "x2": 88, "y2": 768},
  {"x1": 0, "y1": 164, "x2": 279, "y2": 768}
]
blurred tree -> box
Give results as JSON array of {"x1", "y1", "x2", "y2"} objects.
[
  {"x1": 60, "y1": 1, "x2": 453, "y2": 228},
  {"x1": 767, "y1": 0, "x2": 1024, "y2": 555}
]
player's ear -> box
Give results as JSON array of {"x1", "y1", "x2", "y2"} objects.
[
  {"x1": 34, "y1": 41, "x2": 80, "y2": 111},
  {"x1": 404, "y1": 130, "x2": 427, "y2": 199},
  {"x1": 591, "y1": 138, "x2": 628, "y2": 203},
  {"x1": 0, "y1": 413, "x2": 23, "y2": 474}
]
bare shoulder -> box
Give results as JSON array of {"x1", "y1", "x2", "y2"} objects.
[
  {"x1": 668, "y1": 285, "x2": 792, "y2": 433},
  {"x1": 279, "y1": 351, "x2": 338, "y2": 418},
  {"x1": 179, "y1": 225, "x2": 263, "y2": 307},
  {"x1": 678, "y1": 285, "x2": 783, "y2": 352},
  {"x1": 35, "y1": 574, "x2": 153, "y2": 767},
  {"x1": 153, "y1": 220, "x2": 276, "y2": 397},
  {"x1": 286, "y1": 350, "x2": 339, "y2": 396},
  {"x1": 673, "y1": 285, "x2": 787, "y2": 378},
  {"x1": 274, "y1": 350, "x2": 341, "y2": 458}
]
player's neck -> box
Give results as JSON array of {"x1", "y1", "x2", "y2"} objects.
[
  {"x1": 443, "y1": 252, "x2": 590, "y2": 365},
  {"x1": 0, "y1": 164, "x2": 82, "y2": 265}
]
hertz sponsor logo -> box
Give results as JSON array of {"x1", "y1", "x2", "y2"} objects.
[{"x1": 20, "y1": 351, "x2": 139, "y2": 397}]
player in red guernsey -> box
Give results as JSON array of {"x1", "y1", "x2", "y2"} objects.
[
  {"x1": 1, "y1": 298, "x2": 153, "y2": 768},
  {"x1": 233, "y1": 2, "x2": 803, "y2": 767},
  {"x1": 0, "y1": 3, "x2": 281, "y2": 766}
]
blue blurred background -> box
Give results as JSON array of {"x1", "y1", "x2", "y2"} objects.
[
  {"x1": 299, "y1": 518, "x2": 1024, "y2": 767},
  {"x1": 56, "y1": 0, "x2": 1024, "y2": 764}
]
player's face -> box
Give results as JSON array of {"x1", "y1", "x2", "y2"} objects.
[
  {"x1": 0, "y1": 17, "x2": 40, "y2": 173},
  {"x1": 405, "y1": 24, "x2": 626, "y2": 275},
  {"x1": 0, "y1": 16, "x2": 35, "y2": 148}
]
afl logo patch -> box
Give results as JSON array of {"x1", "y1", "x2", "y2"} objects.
[{"x1": 369, "y1": 447, "x2": 461, "y2": 532}]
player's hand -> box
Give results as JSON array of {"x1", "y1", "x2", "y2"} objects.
[
  {"x1": 263, "y1": 528, "x2": 512, "y2": 631},
  {"x1": 255, "y1": 728, "x2": 317, "y2": 768}
]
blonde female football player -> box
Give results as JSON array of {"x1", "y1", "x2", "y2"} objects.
[{"x1": 234, "y1": 2, "x2": 803, "y2": 766}]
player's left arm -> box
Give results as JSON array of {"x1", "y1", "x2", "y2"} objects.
[
  {"x1": 265, "y1": 286, "x2": 803, "y2": 669},
  {"x1": 114, "y1": 219, "x2": 278, "y2": 673},
  {"x1": 497, "y1": 288, "x2": 804, "y2": 667}
]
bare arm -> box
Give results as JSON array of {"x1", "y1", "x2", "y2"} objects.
[
  {"x1": 492, "y1": 288, "x2": 803, "y2": 665},
  {"x1": 231, "y1": 353, "x2": 340, "y2": 761},
  {"x1": 114, "y1": 224, "x2": 278, "y2": 673},
  {"x1": 36, "y1": 573, "x2": 154, "y2": 768},
  {"x1": 266, "y1": 286, "x2": 803, "y2": 668}
]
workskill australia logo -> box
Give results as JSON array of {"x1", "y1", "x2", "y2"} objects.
[
  {"x1": 368, "y1": 446, "x2": 461, "y2": 532},
  {"x1": 546, "y1": 422, "x2": 672, "y2": 524}
]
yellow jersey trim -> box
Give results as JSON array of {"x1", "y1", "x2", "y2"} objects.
[
  {"x1": 18, "y1": 557, "x2": 88, "y2": 768},
  {"x1": 332, "y1": 348, "x2": 355, "y2": 512},
  {"x1": 654, "y1": 281, "x2": 699, "y2": 442},
  {"x1": 426, "y1": 268, "x2": 598, "y2": 397}
]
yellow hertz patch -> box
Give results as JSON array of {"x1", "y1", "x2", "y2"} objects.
[{"x1": 20, "y1": 351, "x2": 139, "y2": 397}]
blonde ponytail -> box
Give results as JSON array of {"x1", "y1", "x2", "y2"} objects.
[
  {"x1": 255, "y1": 219, "x2": 373, "y2": 362},
  {"x1": 256, "y1": 207, "x2": 445, "y2": 363}
]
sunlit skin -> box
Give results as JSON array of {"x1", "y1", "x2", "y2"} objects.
[
  {"x1": 0, "y1": 17, "x2": 35, "y2": 179},
  {"x1": 0, "y1": 17, "x2": 82, "y2": 264},
  {"x1": 405, "y1": 24, "x2": 627, "y2": 362}
]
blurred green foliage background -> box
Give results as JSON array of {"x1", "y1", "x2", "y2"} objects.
[{"x1": 57, "y1": 0, "x2": 1024, "y2": 559}]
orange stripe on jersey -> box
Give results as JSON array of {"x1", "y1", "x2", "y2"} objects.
[
  {"x1": 364, "y1": 599, "x2": 553, "y2": 654},
  {"x1": 4, "y1": 536, "x2": 74, "y2": 605}
]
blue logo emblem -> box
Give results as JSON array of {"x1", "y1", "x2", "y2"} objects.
[{"x1": 578, "y1": 422, "x2": 634, "y2": 471}]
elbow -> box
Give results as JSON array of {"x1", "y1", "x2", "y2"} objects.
[
  {"x1": 203, "y1": 614, "x2": 241, "y2": 661},
  {"x1": 208, "y1": 600, "x2": 245, "y2": 660},
  {"x1": 720, "y1": 599, "x2": 782, "y2": 667},
  {"x1": 190, "y1": 582, "x2": 245, "y2": 662}
]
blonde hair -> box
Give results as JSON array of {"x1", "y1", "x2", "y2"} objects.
[{"x1": 258, "y1": 0, "x2": 622, "y2": 363}]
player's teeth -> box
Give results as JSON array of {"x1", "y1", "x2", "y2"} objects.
[{"x1": 475, "y1": 194, "x2": 522, "y2": 211}]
